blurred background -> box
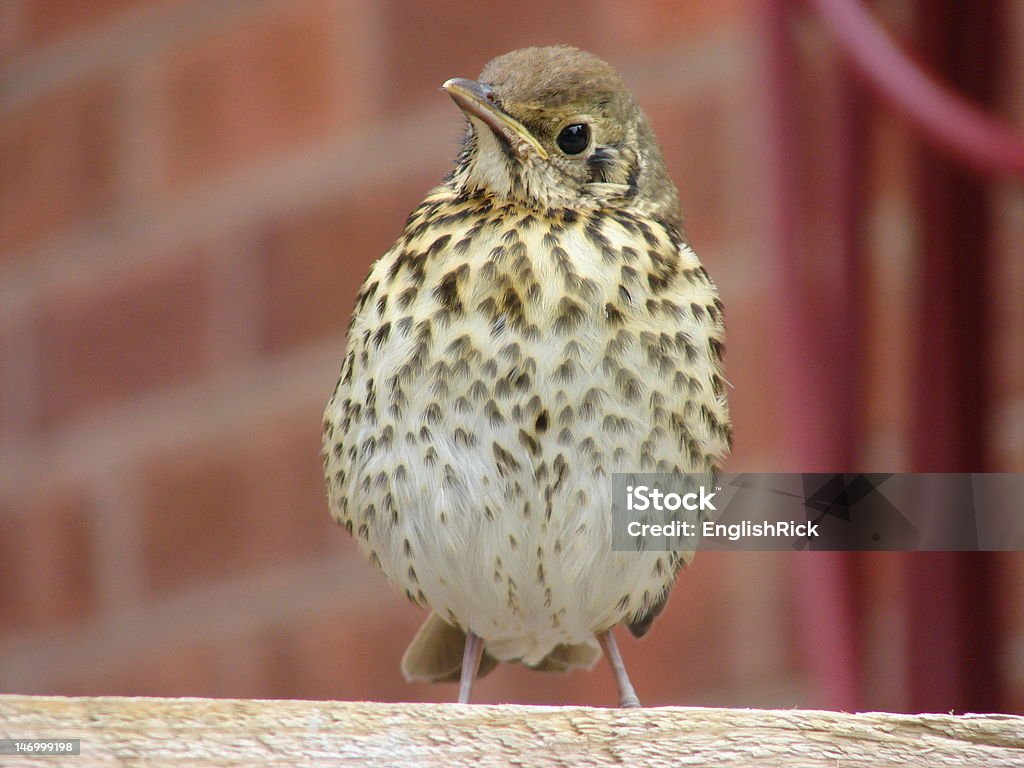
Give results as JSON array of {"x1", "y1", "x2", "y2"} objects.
[{"x1": 0, "y1": 0, "x2": 1022, "y2": 714}]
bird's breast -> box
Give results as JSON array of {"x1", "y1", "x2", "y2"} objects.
[{"x1": 322, "y1": 192, "x2": 730, "y2": 655}]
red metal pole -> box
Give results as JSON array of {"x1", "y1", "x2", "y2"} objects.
[
  {"x1": 901, "y1": 0, "x2": 1002, "y2": 714},
  {"x1": 802, "y1": 0, "x2": 1008, "y2": 715},
  {"x1": 811, "y1": 0, "x2": 1024, "y2": 178},
  {"x1": 763, "y1": 0, "x2": 864, "y2": 712}
]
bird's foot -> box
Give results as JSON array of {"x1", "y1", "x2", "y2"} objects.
[{"x1": 619, "y1": 693, "x2": 642, "y2": 708}]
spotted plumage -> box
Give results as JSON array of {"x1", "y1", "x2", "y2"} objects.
[{"x1": 323, "y1": 45, "x2": 730, "y2": 706}]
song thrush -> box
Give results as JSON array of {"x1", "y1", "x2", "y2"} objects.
[{"x1": 323, "y1": 45, "x2": 731, "y2": 707}]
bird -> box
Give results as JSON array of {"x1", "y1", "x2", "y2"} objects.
[{"x1": 322, "y1": 45, "x2": 731, "y2": 707}]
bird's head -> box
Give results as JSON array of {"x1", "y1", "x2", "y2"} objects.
[{"x1": 444, "y1": 45, "x2": 681, "y2": 230}]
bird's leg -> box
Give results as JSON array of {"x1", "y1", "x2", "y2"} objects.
[
  {"x1": 598, "y1": 630, "x2": 641, "y2": 708},
  {"x1": 457, "y1": 631, "x2": 485, "y2": 704}
]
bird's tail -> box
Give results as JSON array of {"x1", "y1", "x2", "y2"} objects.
[
  {"x1": 401, "y1": 612, "x2": 600, "y2": 682},
  {"x1": 401, "y1": 612, "x2": 499, "y2": 683}
]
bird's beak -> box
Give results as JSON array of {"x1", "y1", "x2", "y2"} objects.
[{"x1": 442, "y1": 78, "x2": 548, "y2": 161}]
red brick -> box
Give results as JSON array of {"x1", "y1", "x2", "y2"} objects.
[
  {"x1": 0, "y1": 505, "x2": 23, "y2": 632},
  {"x1": 0, "y1": 77, "x2": 120, "y2": 259},
  {"x1": 645, "y1": 83, "x2": 741, "y2": 251},
  {"x1": 64, "y1": 642, "x2": 222, "y2": 697},
  {"x1": 61, "y1": 607, "x2": 412, "y2": 698},
  {"x1": 247, "y1": 405, "x2": 341, "y2": 561},
  {"x1": 0, "y1": 2, "x2": 25, "y2": 62},
  {"x1": 56, "y1": 556, "x2": 793, "y2": 703},
  {"x1": 34, "y1": 251, "x2": 210, "y2": 428},
  {"x1": 0, "y1": 323, "x2": 18, "y2": 435},
  {"x1": 104, "y1": 638, "x2": 303, "y2": 699},
  {"x1": 138, "y1": 400, "x2": 339, "y2": 595},
  {"x1": 713, "y1": 288, "x2": 785, "y2": 469},
  {"x1": 379, "y1": 0, "x2": 604, "y2": 112},
  {"x1": 259, "y1": 171, "x2": 441, "y2": 352},
  {"x1": 21, "y1": 0, "x2": 182, "y2": 47},
  {"x1": 264, "y1": 607, "x2": 426, "y2": 702},
  {"x1": 157, "y1": 1, "x2": 348, "y2": 190},
  {"x1": 0, "y1": 487, "x2": 97, "y2": 635},
  {"x1": 597, "y1": 0, "x2": 752, "y2": 51}
]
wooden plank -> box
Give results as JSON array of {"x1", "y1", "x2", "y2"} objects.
[{"x1": 1, "y1": 695, "x2": 1023, "y2": 766}]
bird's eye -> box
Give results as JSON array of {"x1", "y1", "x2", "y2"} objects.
[{"x1": 556, "y1": 123, "x2": 590, "y2": 155}]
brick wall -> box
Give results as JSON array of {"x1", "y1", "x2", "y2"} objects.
[{"x1": 0, "y1": 0, "x2": 1021, "y2": 711}]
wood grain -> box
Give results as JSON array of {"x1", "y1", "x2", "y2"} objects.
[{"x1": 1, "y1": 696, "x2": 1022, "y2": 767}]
